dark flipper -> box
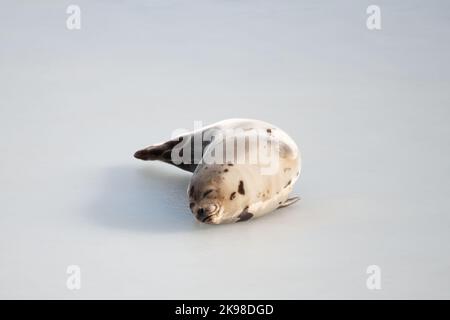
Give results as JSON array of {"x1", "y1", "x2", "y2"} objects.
[
  {"x1": 134, "y1": 138, "x2": 181, "y2": 161},
  {"x1": 277, "y1": 196, "x2": 301, "y2": 209},
  {"x1": 134, "y1": 135, "x2": 210, "y2": 173},
  {"x1": 237, "y1": 206, "x2": 254, "y2": 222}
]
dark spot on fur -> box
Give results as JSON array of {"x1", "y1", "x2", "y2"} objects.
[
  {"x1": 237, "y1": 206, "x2": 253, "y2": 222},
  {"x1": 230, "y1": 192, "x2": 236, "y2": 200},
  {"x1": 189, "y1": 186, "x2": 194, "y2": 197},
  {"x1": 203, "y1": 189, "x2": 213, "y2": 198},
  {"x1": 267, "y1": 128, "x2": 272, "y2": 133},
  {"x1": 228, "y1": 163, "x2": 234, "y2": 166},
  {"x1": 284, "y1": 180, "x2": 292, "y2": 188},
  {"x1": 279, "y1": 202, "x2": 282, "y2": 205},
  {"x1": 238, "y1": 180, "x2": 245, "y2": 195},
  {"x1": 189, "y1": 202, "x2": 195, "y2": 209},
  {"x1": 224, "y1": 169, "x2": 229, "y2": 172}
]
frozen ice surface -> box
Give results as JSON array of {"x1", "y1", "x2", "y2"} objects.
[{"x1": 0, "y1": 0, "x2": 449, "y2": 299}]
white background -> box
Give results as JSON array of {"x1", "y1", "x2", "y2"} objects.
[{"x1": 1, "y1": 0, "x2": 449, "y2": 299}]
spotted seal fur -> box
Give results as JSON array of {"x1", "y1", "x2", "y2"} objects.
[{"x1": 134, "y1": 119, "x2": 301, "y2": 224}]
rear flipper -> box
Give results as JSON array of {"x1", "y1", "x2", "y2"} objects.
[
  {"x1": 134, "y1": 138, "x2": 180, "y2": 161},
  {"x1": 134, "y1": 137, "x2": 198, "y2": 173},
  {"x1": 277, "y1": 196, "x2": 301, "y2": 209}
]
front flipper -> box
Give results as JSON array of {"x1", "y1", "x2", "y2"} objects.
[{"x1": 277, "y1": 196, "x2": 301, "y2": 209}]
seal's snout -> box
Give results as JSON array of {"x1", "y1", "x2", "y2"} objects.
[
  {"x1": 193, "y1": 203, "x2": 220, "y2": 224},
  {"x1": 196, "y1": 208, "x2": 207, "y2": 221}
]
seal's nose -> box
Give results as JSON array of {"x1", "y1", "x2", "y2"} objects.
[{"x1": 197, "y1": 208, "x2": 210, "y2": 221}]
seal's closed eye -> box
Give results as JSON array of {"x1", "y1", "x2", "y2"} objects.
[{"x1": 203, "y1": 189, "x2": 214, "y2": 198}]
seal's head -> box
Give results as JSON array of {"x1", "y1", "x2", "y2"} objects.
[{"x1": 187, "y1": 164, "x2": 240, "y2": 224}]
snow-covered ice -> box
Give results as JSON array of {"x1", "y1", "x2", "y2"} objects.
[{"x1": 0, "y1": 0, "x2": 449, "y2": 299}]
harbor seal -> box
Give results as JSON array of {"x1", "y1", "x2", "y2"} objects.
[{"x1": 134, "y1": 119, "x2": 301, "y2": 224}]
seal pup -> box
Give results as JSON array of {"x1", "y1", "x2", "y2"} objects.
[{"x1": 134, "y1": 119, "x2": 301, "y2": 224}]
